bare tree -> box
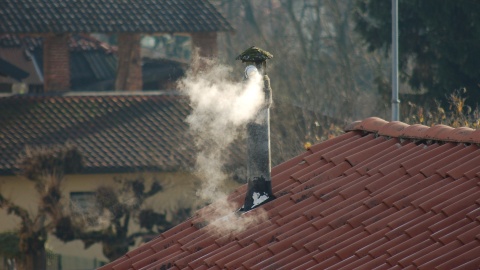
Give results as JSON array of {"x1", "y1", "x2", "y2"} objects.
[
  {"x1": 213, "y1": 0, "x2": 387, "y2": 162},
  {"x1": 0, "y1": 144, "x2": 82, "y2": 270},
  {"x1": 0, "y1": 144, "x2": 192, "y2": 265},
  {"x1": 56, "y1": 175, "x2": 190, "y2": 262}
]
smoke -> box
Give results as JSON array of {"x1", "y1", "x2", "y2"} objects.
[{"x1": 179, "y1": 57, "x2": 268, "y2": 235}]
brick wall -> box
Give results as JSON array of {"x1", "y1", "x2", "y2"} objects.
[
  {"x1": 43, "y1": 34, "x2": 70, "y2": 91},
  {"x1": 115, "y1": 33, "x2": 142, "y2": 91},
  {"x1": 191, "y1": 32, "x2": 218, "y2": 58}
]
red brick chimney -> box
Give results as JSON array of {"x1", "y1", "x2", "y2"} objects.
[
  {"x1": 115, "y1": 33, "x2": 142, "y2": 91},
  {"x1": 43, "y1": 34, "x2": 70, "y2": 91}
]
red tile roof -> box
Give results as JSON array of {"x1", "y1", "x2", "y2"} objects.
[{"x1": 100, "y1": 117, "x2": 480, "y2": 270}]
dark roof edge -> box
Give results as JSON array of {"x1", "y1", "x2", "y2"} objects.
[
  {"x1": 0, "y1": 166, "x2": 193, "y2": 177},
  {"x1": 345, "y1": 117, "x2": 480, "y2": 144},
  {"x1": 0, "y1": 90, "x2": 185, "y2": 98}
]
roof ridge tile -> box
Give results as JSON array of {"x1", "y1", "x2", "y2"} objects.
[
  {"x1": 378, "y1": 121, "x2": 410, "y2": 137},
  {"x1": 344, "y1": 117, "x2": 388, "y2": 133},
  {"x1": 346, "y1": 117, "x2": 480, "y2": 144}
]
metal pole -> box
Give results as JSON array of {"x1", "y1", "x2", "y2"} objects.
[{"x1": 392, "y1": 0, "x2": 400, "y2": 121}]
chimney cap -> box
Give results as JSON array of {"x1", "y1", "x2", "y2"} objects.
[{"x1": 236, "y1": 46, "x2": 273, "y2": 63}]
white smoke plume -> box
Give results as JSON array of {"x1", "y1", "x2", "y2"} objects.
[{"x1": 179, "y1": 56, "x2": 269, "y2": 235}]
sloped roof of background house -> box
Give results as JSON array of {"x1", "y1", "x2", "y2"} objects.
[
  {"x1": 0, "y1": 92, "x2": 198, "y2": 174},
  {"x1": 101, "y1": 117, "x2": 480, "y2": 270},
  {"x1": 0, "y1": 0, "x2": 233, "y2": 34}
]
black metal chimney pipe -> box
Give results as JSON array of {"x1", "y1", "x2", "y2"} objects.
[{"x1": 236, "y1": 46, "x2": 275, "y2": 212}]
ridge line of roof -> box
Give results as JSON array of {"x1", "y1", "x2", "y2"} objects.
[{"x1": 345, "y1": 117, "x2": 480, "y2": 144}]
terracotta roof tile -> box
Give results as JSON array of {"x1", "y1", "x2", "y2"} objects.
[
  {"x1": 279, "y1": 249, "x2": 320, "y2": 270},
  {"x1": 419, "y1": 239, "x2": 478, "y2": 269},
  {"x1": 100, "y1": 117, "x2": 480, "y2": 269},
  {"x1": 344, "y1": 137, "x2": 400, "y2": 168},
  {"x1": 386, "y1": 232, "x2": 432, "y2": 264},
  {"x1": 249, "y1": 246, "x2": 291, "y2": 269},
  {"x1": 446, "y1": 246, "x2": 480, "y2": 270}
]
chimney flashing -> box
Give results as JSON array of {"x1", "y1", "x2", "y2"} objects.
[{"x1": 239, "y1": 175, "x2": 275, "y2": 212}]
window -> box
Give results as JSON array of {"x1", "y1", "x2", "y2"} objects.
[{"x1": 70, "y1": 192, "x2": 102, "y2": 227}]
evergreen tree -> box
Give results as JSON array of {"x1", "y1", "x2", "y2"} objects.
[{"x1": 354, "y1": 0, "x2": 480, "y2": 106}]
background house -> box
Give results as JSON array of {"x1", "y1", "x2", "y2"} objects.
[
  {"x1": 0, "y1": 92, "x2": 245, "y2": 266},
  {"x1": 0, "y1": 0, "x2": 235, "y2": 267}
]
